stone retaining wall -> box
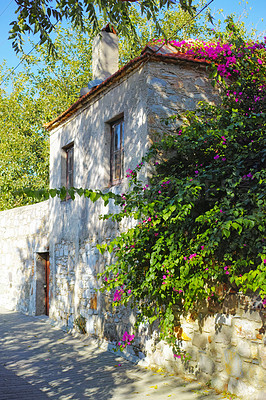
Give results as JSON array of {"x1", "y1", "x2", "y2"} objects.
[
  {"x1": 136, "y1": 293, "x2": 265, "y2": 400},
  {"x1": 0, "y1": 201, "x2": 49, "y2": 313}
]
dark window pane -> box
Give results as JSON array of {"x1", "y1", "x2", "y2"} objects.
[
  {"x1": 121, "y1": 122, "x2": 124, "y2": 148},
  {"x1": 110, "y1": 118, "x2": 124, "y2": 185},
  {"x1": 114, "y1": 152, "x2": 121, "y2": 180},
  {"x1": 66, "y1": 145, "x2": 74, "y2": 188},
  {"x1": 114, "y1": 124, "x2": 120, "y2": 150}
]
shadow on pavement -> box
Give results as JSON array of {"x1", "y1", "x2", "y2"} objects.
[
  {"x1": 0, "y1": 363, "x2": 49, "y2": 399},
  {"x1": 0, "y1": 308, "x2": 224, "y2": 400}
]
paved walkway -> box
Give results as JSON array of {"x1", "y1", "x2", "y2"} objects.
[{"x1": 0, "y1": 307, "x2": 227, "y2": 400}]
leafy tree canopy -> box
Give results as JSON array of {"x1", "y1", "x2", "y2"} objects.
[
  {"x1": 10, "y1": 0, "x2": 210, "y2": 54},
  {"x1": 1, "y1": 3, "x2": 216, "y2": 210}
]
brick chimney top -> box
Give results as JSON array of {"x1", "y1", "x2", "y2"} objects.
[{"x1": 101, "y1": 23, "x2": 117, "y2": 35}]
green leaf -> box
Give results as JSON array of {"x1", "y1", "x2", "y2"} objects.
[
  {"x1": 49, "y1": 189, "x2": 57, "y2": 198},
  {"x1": 59, "y1": 187, "x2": 67, "y2": 200},
  {"x1": 90, "y1": 192, "x2": 101, "y2": 202}
]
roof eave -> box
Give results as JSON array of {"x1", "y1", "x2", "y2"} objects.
[{"x1": 45, "y1": 52, "x2": 211, "y2": 132}]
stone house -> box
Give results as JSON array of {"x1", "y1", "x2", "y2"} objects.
[
  {"x1": 45, "y1": 29, "x2": 219, "y2": 334},
  {"x1": 0, "y1": 29, "x2": 264, "y2": 399}
]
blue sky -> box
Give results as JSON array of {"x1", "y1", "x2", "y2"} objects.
[
  {"x1": 0, "y1": 0, "x2": 265, "y2": 73},
  {"x1": 210, "y1": 0, "x2": 265, "y2": 33}
]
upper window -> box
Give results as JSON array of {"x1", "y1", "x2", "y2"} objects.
[
  {"x1": 110, "y1": 118, "x2": 124, "y2": 185},
  {"x1": 61, "y1": 143, "x2": 74, "y2": 199}
]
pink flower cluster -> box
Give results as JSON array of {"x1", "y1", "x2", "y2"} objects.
[
  {"x1": 162, "y1": 269, "x2": 173, "y2": 285},
  {"x1": 161, "y1": 180, "x2": 171, "y2": 187},
  {"x1": 118, "y1": 331, "x2": 135, "y2": 348},
  {"x1": 125, "y1": 168, "x2": 133, "y2": 178},
  {"x1": 173, "y1": 288, "x2": 183, "y2": 293},
  {"x1": 113, "y1": 289, "x2": 124, "y2": 302},
  {"x1": 122, "y1": 331, "x2": 135, "y2": 342},
  {"x1": 224, "y1": 266, "x2": 230, "y2": 275},
  {"x1": 142, "y1": 216, "x2": 152, "y2": 223},
  {"x1": 153, "y1": 37, "x2": 265, "y2": 85},
  {"x1": 169, "y1": 39, "x2": 233, "y2": 61},
  {"x1": 184, "y1": 253, "x2": 197, "y2": 262},
  {"x1": 126, "y1": 162, "x2": 144, "y2": 178},
  {"x1": 168, "y1": 39, "x2": 238, "y2": 78},
  {"x1": 242, "y1": 173, "x2": 253, "y2": 180},
  {"x1": 221, "y1": 136, "x2": 227, "y2": 145}
]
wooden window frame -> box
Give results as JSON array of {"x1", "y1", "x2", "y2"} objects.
[
  {"x1": 66, "y1": 145, "x2": 74, "y2": 190},
  {"x1": 110, "y1": 118, "x2": 124, "y2": 186},
  {"x1": 62, "y1": 142, "x2": 74, "y2": 200}
]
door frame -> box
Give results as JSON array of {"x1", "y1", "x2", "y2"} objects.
[{"x1": 35, "y1": 251, "x2": 50, "y2": 316}]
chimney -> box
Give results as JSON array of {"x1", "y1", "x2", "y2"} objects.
[
  {"x1": 92, "y1": 24, "x2": 118, "y2": 80},
  {"x1": 92, "y1": 24, "x2": 119, "y2": 81},
  {"x1": 80, "y1": 25, "x2": 119, "y2": 97}
]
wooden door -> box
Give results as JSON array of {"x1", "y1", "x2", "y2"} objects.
[
  {"x1": 45, "y1": 258, "x2": 50, "y2": 316},
  {"x1": 36, "y1": 252, "x2": 50, "y2": 316}
]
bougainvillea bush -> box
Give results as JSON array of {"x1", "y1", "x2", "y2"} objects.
[{"x1": 95, "y1": 19, "x2": 266, "y2": 356}]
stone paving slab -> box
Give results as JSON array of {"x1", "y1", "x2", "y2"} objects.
[{"x1": 0, "y1": 307, "x2": 229, "y2": 400}]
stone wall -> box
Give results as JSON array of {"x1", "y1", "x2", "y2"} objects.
[
  {"x1": 48, "y1": 59, "x2": 150, "y2": 328},
  {"x1": 48, "y1": 212, "x2": 137, "y2": 336},
  {"x1": 136, "y1": 293, "x2": 265, "y2": 400},
  {"x1": 0, "y1": 201, "x2": 49, "y2": 313},
  {"x1": 146, "y1": 60, "x2": 220, "y2": 140}
]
